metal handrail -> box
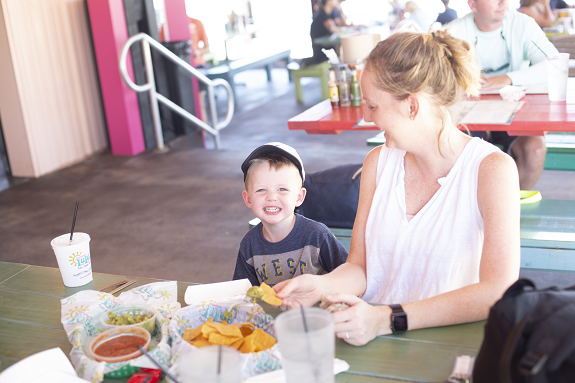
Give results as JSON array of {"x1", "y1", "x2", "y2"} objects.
[{"x1": 119, "y1": 33, "x2": 234, "y2": 150}]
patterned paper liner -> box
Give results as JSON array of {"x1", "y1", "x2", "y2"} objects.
[
  {"x1": 60, "y1": 281, "x2": 181, "y2": 382},
  {"x1": 168, "y1": 296, "x2": 282, "y2": 381}
]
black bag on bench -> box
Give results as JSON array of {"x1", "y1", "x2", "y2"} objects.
[
  {"x1": 297, "y1": 164, "x2": 362, "y2": 229},
  {"x1": 473, "y1": 278, "x2": 575, "y2": 383}
]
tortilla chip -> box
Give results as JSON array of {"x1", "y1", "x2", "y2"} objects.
[
  {"x1": 229, "y1": 338, "x2": 244, "y2": 350},
  {"x1": 209, "y1": 332, "x2": 242, "y2": 346},
  {"x1": 239, "y1": 326, "x2": 253, "y2": 337},
  {"x1": 192, "y1": 338, "x2": 212, "y2": 348},
  {"x1": 262, "y1": 294, "x2": 283, "y2": 306},
  {"x1": 239, "y1": 335, "x2": 256, "y2": 353},
  {"x1": 183, "y1": 327, "x2": 202, "y2": 342},
  {"x1": 211, "y1": 322, "x2": 243, "y2": 338},
  {"x1": 251, "y1": 328, "x2": 276, "y2": 351}
]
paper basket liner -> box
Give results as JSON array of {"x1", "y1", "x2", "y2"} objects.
[
  {"x1": 60, "y1": 281, "x2": 181, "y2": 383},
  {"x1": 168, "y1": 295, "x2": 282, "y2": 381}
]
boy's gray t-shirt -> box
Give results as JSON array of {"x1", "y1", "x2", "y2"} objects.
[{"x1": 233, "y1": 214, "x2": 348, "y2": 286}]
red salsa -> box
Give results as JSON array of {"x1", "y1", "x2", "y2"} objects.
[{"x1": 95, "y1": 335, "x2": 146, "y2": 357}]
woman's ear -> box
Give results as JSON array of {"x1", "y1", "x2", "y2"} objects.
[{"x1": 407, "y1": 95, "x2": 420, "y2": 120}]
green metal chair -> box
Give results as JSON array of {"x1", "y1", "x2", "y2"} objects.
[{"x1": 287, "y1": 61, "x2": 330, "y2": 103}]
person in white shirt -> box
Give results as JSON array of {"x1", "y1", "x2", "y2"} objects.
[
  {"x1": 274, "y1": 30, "x2": 520, "y2": 346},
  {"x1": 447, "y1": 0, "x2": 559, "y2": 190}
]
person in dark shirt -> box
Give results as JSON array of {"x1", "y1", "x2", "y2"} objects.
[
  {"x1": 436, "y1": 0, "x2": 458, "y2": 25},
  {"x1": 307, "y1": 0, "x2": 339, "y2": 65},
  {"x1": 550, "y1": 0, "x2": 571, "y2": 9}
]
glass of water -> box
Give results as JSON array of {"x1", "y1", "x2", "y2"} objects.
[
  {"x1": 177, "y1": 345, "x2": 243, "y2": 383},
  {"x1": 275, "y1": 307, "x2": 335, "y2": 383}
]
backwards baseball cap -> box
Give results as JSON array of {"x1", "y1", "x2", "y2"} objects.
[{"x1": 241, "y1": 142, "x2": 305, "y2": 182}]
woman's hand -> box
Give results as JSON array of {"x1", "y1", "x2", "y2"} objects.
[
  {"x1": 274, "y1": 274, "x2": 325, "y2": 309},
  {"x1": 328, "y1": 294, "x2": 392, "y2": 346}
]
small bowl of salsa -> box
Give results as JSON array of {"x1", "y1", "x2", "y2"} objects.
[{"x1": 90, "y1": 326, "x2": 151, "y2": 363}]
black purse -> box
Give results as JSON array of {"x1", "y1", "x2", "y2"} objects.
[
  {"x1": 473, "y1": 279, "x2": 575, "y2": 383},
  {"x1": 297, "y1": 164, "x2": 362, "y2": 229}
]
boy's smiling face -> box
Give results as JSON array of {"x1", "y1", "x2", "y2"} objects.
[{"x1": 242, "y1": 161, "x2": 306, "y2": 229}]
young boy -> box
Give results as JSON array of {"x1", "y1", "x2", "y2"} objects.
[{"x1": 233, "y1": 142, "x2": 348, "y2": 287}]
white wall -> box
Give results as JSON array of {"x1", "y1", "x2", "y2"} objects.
[{"x1": 0, "y1": 0, "x2": 107, "y2": 178}]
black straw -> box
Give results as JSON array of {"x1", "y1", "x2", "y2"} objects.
[
  {"x1": 217, "y1": 345, "x2": 222, "y2": 375},
  {"x1": 532, "y1": 40, "x2": 548, "y2": 58},
  {"x1": 300, "y1": 305, "x2": 309, "y2": 332},
  {"x1": 69, "y1": 201, "x2": 79, "y2": 242},
  {"x1": 138, "y1": 345, "x2": 180, "y2": 383}
]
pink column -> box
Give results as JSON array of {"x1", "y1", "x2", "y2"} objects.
[
  {"x1": 164, "y1": 0, "x2": 202, "y2": 125},
  {"x1": 87, "y1": 0, "x2": 145, "y2": 156}
]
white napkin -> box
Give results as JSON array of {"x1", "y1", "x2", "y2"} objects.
[
  {"x1": 184, "y1": 279, "x2": 252, "y2": 305},
  {"x1": 0, "y1": 348, "x2": 88, "y2": 383},
  {"x1": 499, "y1": 85, "x2": 528, "y2": 101},
  {"x1": 243, "y1": 358, "x2": 350, "y2": 383}
]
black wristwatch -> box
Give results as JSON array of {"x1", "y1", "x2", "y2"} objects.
[{"x1": 389, "y1": 304, "x2": 408, "y2": 334}]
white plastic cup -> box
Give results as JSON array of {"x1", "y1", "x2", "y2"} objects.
[
  {"x1": 177, "y1": 346, "x2": 242, "y2": 383},
  {"x1": 50, "y1": 233, "x2": 92, "y2": 287},
  {"x1": 275, "y1": 307, "x2": 335, "y2": 383},
  {"x1": 546, "y1": 53, "x2": 570, "y2": 102}
]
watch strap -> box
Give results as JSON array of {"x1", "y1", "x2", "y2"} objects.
[{"x1": 389, "y1": 304, "x2": 408, "y2": 334}]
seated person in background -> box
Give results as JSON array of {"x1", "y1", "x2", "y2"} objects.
[
  {"x1": 275, "y1": 31, "x2": 520, "y2": 345},
  {"x1": 233, "y1": 143, "x2": 348, "y2": 287},
  {"x1": 307, "y1": 0, "x2": 340, "y2": 66},
  {"x1": 550, "y1": 0, "x2": 572, "y2": 9},
  {"x1": 188, "y1": 17, "x2": 210, "y2": 68},
  {"x1": 518, "y1": 0, "x2": 556, "y2": 28},
  {"x1": 436, "y1": 0, "x2": 458, "y2": 25},
  {"x1": 448, "y1": 0, "x2": 558, "y2": 190}
]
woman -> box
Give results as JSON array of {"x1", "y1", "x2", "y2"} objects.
[
  {"x1": 275, "y1": 30, "x2": 520, "y2": 346},
  {"x1": 308, "y1": 0, "x2": 339, "y2": 65},
  {"x1": 518, "y1": 0, "x2": 556, "y2": 28}
]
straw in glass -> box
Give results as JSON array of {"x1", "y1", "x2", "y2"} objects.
[{"x1": 69, "y1": 201, "x2": 79, "y2": 243}]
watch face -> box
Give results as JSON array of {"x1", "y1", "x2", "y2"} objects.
[{"x1": 392, "y1": 314, "x2": 408, "y2": 333}]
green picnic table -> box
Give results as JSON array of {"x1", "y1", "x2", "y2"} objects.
[{"x1": 0, "y1": 261, "x2": 484, "y2": 382}]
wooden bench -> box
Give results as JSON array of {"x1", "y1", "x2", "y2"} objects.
[
  {"x1": 367, "y1": 132, "x2": 575, "y2": 171},
  {"x1": 249, "y1": 198, "x2": 575, "y2": 273},
  {"x1": 204, "y1": 49, "x2": 291, "y2": 101}
]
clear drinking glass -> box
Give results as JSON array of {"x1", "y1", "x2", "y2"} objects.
[
  {"x1": 177, "y1": 345, "x2": 242, "y2": 383},
  {"x1": 546, "y1": 53, "x2": 570, "y2": 102},
  {"x1": 275, "y1": 307, "x2": 335, "y2": 383}
]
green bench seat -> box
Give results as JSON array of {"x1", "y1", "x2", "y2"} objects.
[
  {"x1": 249, "y1": 198, "x2": 575, "y2": 273},
  {"x1": 367, "y1": 132, "x2": 575, "y2": 171}
]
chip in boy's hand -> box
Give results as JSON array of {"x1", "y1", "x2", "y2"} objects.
[
  {"x1": 246, "y1": 282, "x2": 283, "y2": 306},
  {"x1": 182, "y1": 318, "x2": 276, "y2": 353}
]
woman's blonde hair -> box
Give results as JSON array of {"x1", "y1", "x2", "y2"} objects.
[{"x1": 364, "y1": 30, "x2": 480, "y2": 153}]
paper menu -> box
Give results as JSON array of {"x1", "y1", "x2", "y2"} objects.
[
  {"x1": 0, "y1": 348, "x2": 87, "y2": 383},
  {"x1": 184, "y1": 278, "x2": 252, "y2": 305},
  {"x1": 457, "y1": 100, "x2": 524, "y2": 125}
]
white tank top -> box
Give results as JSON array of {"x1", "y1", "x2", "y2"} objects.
[{"x1": 363, "y1": 138, "x2": 500, "y2": 304}]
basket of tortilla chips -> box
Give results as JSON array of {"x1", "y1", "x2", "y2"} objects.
[{"x1": 168, "y1": 287, "x2": 282, "y2": 380}]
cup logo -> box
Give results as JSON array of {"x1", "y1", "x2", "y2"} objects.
[{"x1": 69, "y1": 251, "x2": 90, "y2": 267}]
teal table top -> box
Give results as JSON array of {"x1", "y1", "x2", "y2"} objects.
[{"x1": 0, "y1": 261, "x2": 484, "y2": 382}]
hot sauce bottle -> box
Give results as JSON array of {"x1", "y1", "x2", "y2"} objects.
[{"x1": 328, "y1": 69, "x2": 339, "y2": 107}]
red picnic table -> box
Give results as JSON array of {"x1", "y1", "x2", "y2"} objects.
[{"x1": 288, "y1": 79, "x2": 575, "y2": 136}]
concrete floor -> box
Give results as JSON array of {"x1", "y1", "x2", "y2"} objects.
[{"x1": 1, "y1": 68, "x2": 574, "y2": 289}]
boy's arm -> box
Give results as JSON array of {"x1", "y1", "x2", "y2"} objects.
[
  {"x1": 232, "y1": 249, "x2": 260, "y2": 286},
  {"x1": 318, "y1": 231, "x2": 349, "y2": 273}
]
